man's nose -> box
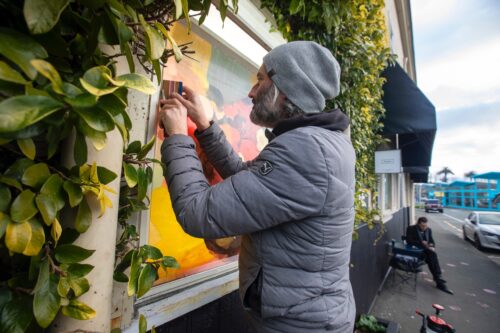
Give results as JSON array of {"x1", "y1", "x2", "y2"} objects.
[{"x1": 248, "y1": 84, "x2": 257, "y2": 99}]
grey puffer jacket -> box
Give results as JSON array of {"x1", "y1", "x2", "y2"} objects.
[{"x1": 161, "y1": 110, "x2": 356, "y2": 332}]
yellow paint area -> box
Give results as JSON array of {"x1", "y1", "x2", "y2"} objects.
[{"x1": 149, "y1": 185, "x2": 220, "y2": 283}]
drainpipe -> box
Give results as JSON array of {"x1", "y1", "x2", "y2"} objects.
[
  {"x1": 51, "y1": 45, "x2": 127, "y2": 332},
  {"x1": 52, "y1": 129, "x2": 123, "y2": 333}
]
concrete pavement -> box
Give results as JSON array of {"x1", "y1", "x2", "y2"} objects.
[{"x1": 370, "y1": 209, "x2": 500, "y2": 333}]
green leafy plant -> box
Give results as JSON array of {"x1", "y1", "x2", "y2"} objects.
[
  {"x1": 0, "y1": 0, "x2": 236, "y2": 331},
  {"x1": 260, "y1": 0, "x2": 396, "y2": 230},
  {"x1": 355, "y1": 314, "x2": 386, "y2": 333}
]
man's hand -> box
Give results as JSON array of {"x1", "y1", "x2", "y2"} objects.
[
  {"x1": 171, "y1": 86, "x2": 211, "y2": 131},
  {"x1": 158, "y1": 98, "x2": 188, "y2": 136}
]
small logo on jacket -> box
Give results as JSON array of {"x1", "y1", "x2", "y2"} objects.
[{"x1": 259, "y1": 161, "x2": 273, "y2": 176}]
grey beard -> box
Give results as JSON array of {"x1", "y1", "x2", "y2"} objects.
[{"x1": 249, "y1": 84, "x2": 281, "y2": 127}]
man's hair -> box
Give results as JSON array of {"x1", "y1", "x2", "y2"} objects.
[
  {"x1": 417, "y1": 217, "x2": 428, "y2": 224},
  {"x1": 281, "y1": 96, "x2": 305, "y2": 119}
]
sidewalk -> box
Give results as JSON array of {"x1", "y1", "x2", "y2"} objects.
[{"x1": 370, "y1": 212, "x2": 500, "y2": 333}]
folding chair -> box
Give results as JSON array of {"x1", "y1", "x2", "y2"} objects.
[{"x1": 388, "y1": 237, "x2": 425, "y2": 291}]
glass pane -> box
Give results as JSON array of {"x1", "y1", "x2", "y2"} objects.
[
  {"x1": 384, "y1": 174, "x2": 392, "y2": 211},
  {"x1": 148, "y1": 23, "x2": 264, "y2": 284}
]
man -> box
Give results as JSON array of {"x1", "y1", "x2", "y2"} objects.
[
  {"x1": 159, "y1": 41, "x2": 356, "y2": 332},
  {"x1": 406, "y1": 217, "x2": 453, "y2": 294}
]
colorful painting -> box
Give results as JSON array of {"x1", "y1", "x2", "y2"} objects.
[{"x1": 148, "y1": 23, "x2": 266, "y2": 283}]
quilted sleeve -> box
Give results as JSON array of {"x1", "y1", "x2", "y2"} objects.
[{"x1": 161, "y1": 131, "x2": 328, "y2": 238}]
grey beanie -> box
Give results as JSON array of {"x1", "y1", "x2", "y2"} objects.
[{"x1": 263, "y1": 41, "x2": 341, "y2": 113}]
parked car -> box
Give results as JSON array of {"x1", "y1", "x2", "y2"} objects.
[
  {"x1": 425, "y1": 199, "x2": 443, "y2": 213},
  {"x1": 463, "y1": 211, "x2": 500, "y2": 250}
]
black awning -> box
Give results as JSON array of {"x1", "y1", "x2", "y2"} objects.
[{"x1": 381, "y1": 63, "x2": 437, "y2": 182}]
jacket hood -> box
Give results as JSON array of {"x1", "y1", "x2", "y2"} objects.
[{"x1": 269, "y1": 109, "x2": 350, "y2": 139}]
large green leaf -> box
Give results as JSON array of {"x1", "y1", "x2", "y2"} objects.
[
  {"x1": 0, "y1": 212, "x2": 10, "y2": 239},
  {"x1": 155, "y1": 23, "x2": 183, "y2": 62},
  {"x1": 68, "y1": 276, "x2": 90, "y2": 297},
  {"x1": 33, "y1": 260, "x2": 61, "y2": 327},
  {"x1": 137, "y1": 264, "x2": 156, "y2": 298},
  {"x1": 173, "y1": 0, "x2": 183, "y2": 19},
  {"x1": 139, "y1": 314, "x2": 147, "y2": 333},
  {"x1": 17, "y1": 138, "x2": 36, "y2": 160},
  {"x1": 57, "y1": 277, "x2": 70, "y2": 298},
  {"x1": 10, "y1": 190, "x2": 38, "y2": 222},
  {"x1": 61, "y1": 300, "x2": 96, "y2": 320},
  {"x1": 0, "y1": 28, "x2": 48, "y2": 79},
  {"x1": 0, "y1": 95, "x2": 63, "y2": 133},
  {"x1": 22, "y1": 218, "x2": 45, "y2": 256},
  {"x1": 74, "y1": 131, "x2": 88, "y2": 166},
  {"x1": 0, "y1": 61, "x2": 30, "y2": 84},
  {"x1": 0, "y1": 176, "x2": 22, "y2": 191},
  {"x1": 0, "y1": 184, "x2": 12, "y2": 212},
  {"x1": 63, "y1": 263, "x2": 94, "y2": 278},
  {"x1": 137, "y1": 136, "x2": 156, "y2": 159},
  {"x1": 0, "y1": 287, "x2": 12, "y2": 314},
  {"x1": 96, "y1": 166, "x2": 117, "y2": 185},
  {"x1": 40, "y1": 174, "x2": 65, "y2": 210},
  {"x1": 124, "y1": 163, "x2": 137, "y2": 187},
  {"x1": 51, "y1": 218, "x2": 62, "y2": 245},
  {"x1": 79, "y1": 66, "x2": 119, "y2": 96},
  {"x1": 115, "y1": 73, "x2": 156, "y2": 94},
  {"x1": 140, "y1": 244, "x2": 162, "y2": 260},
  {"x1": 63, "y1": 180, "x2": 83, "y2": 207},
  {"x1": 65, "y1": 93, "x2": 98, "y2": 108},
  {"x1": 4, "y1": 158, "x2": 34, "y2": 180},
  {"x1": 21, "y1": 162, "x2": 50, "y2": 189},
  {"x1": 139, "y1": 15, "x2": 165, "y2": 60},
  {"x1": 0, "y1": 295, "x2": 33, "y2": 333},
  {"x1": 24, "y1": 0, "x2": 70, "y2": 34},
  {"x1": 75, "y1": 197, "x2": 92, "y2": 233},
  {"x1": 127, "y1": 250, "x2": 141, "y2": 296},
  {"x1": 36, "y1": 193, "x2": 57, "y2": 226},
  {"x1": 30, "y1": 59, "x2": 64, "y2": 94},
  {"x1": 75, "y1": 107, "x2": 115, "y2": 132},
  {"x1": 55, "y1": 244, "x2": 95, "y2": 263},
  {"x1": 5, "y1": 221, "x2": 31, "y2": 253},
  {"x1": 78, "y1": 118, "x2": 107, "y2": 151},
  {"x1": 136, "y1": 168, "x2": 147, "y2": 201}
]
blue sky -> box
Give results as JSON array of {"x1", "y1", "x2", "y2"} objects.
[{"x1": 410, "y1": 0, "x2": 500, "y2": 180}]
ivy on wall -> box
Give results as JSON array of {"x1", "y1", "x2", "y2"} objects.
[
  {"x1": 0, "y1": 0, "x2": 236, "y2": 331},
  {"x1": 260, "y1": 0, "x2": 396, "y2": 231}
]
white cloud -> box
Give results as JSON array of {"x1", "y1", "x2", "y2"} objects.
[
  {"x1": 426, "y1": 85, "x2": 500, "y2": 111},
  {"x1": 411, "y1": 0, "x2": 460, "y2": 30},
  {"x1": 431, "y1": 121, "x2": 500, "y2": 177},
  {"x1": 418, "y1": 37, "x2": 500, "y2": 106}
]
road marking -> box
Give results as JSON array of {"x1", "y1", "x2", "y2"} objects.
[
  {"x1": 444, "y1": 213, "x2": 463, "y2": 223},
  {"x1": 443, "y1": 220, "x2": 461, "y2": 233}
]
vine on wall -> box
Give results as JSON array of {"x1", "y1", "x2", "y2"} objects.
[
  {"x1": 0, "y1": 0, "x2": 236, "y2": 331},
  {"x1": 261, "y1": 0, "x2": 396, "y2": 233}
]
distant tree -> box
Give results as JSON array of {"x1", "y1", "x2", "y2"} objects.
[
  {"x1": 464, "y1": 171, "x2": 477, "y2": 181},
  {"x1": 437, "y1": 167, "x2": 455, "y2": 182}
]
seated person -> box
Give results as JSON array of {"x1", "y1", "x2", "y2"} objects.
[{"x1": 406, "y1": 217, "x2": 453, "y2": 294}]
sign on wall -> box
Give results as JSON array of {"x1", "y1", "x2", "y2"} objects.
[{"x1": 375, "y1": 149, "x2": 402, "y2": 174}]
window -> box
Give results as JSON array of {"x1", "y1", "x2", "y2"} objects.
[
  {"x1": 383, "y1": 174, "x2": 393, "y2": 211},
  {"x1": 146, "y1": 21, "x2": 265, "y2": 286}
]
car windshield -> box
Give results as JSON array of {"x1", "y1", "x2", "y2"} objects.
[
  {"x1": 427, "y1": 200, "x2": 439, "y2": 204},
  {"x1": 479, "y1": 214, "x2": 500, "y2": 225}
]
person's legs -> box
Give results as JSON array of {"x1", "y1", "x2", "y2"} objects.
[
  {"x1": 424, "y1": 249, "x2": 443, "y2": 282},
  {"x1": 425, "y1": 249, "x2": 453, "y2": 294}
]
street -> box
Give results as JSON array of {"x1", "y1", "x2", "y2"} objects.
[{"x1": 371, "y1": 208, "x2": 500, "y2": 333}]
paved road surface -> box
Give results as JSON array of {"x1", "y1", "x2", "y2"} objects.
[{"x1": 371, "y1": 208, "x2": 500, "y2": 333}]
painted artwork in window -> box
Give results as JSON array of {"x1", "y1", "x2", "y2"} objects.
[{"x1": 148, "y1": 23, "x2": 266, "y2": 284}]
